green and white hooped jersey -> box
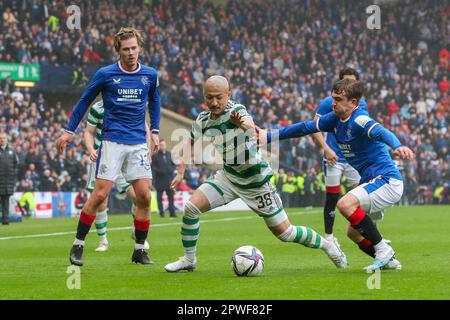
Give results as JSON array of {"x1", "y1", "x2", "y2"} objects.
[
  {"x1": 86, "y1": 100, "x2": 104, "y2": 150},
  {"x1": 191, "y1": 100, "x2": 273, "y2": 189}
]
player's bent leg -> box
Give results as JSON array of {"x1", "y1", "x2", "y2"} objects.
[
  {"x1": 347, "y1": 224, "x2": 375, "y2": 258},
  {"x1": 94, "y1": 198, "x2": 109, "y2": 252},
  {"x1": 338, "y1": 192, "x2": 393, "y2": 271},
  {"x1": 165, "y1": 188, "x2": 212, "y2": 273},
  {"x1": 70, "y1": 179, "x2": 113, "y2": 266},
  {"x1": 130, "y1": 178, "x2": 153, "y2": 265},
  {"x1": 264, "y1": 212, "x2": 348, "y2": 269}
]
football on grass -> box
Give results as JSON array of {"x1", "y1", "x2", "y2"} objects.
[{"x1": 231, "y1": 245, "x2": 264, "y2": 276}]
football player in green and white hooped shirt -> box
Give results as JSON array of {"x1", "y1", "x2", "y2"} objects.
[
  {"x1": 164, "y1": 76, "x2": 348, "y2": 272},
  {"x1": 85, "y1": 100, "x2": 149, "y2": 252}
]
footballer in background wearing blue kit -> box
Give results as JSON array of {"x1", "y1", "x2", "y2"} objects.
[
  {"x1": 314, "y1": 68, "x2": 366, "y2": 251},
  {"x1": 57, "y1": 28, "x2": 160, "y2": 266},
  {"x1": 267, "y1": 79, "x2": 414, "y2": 271}
]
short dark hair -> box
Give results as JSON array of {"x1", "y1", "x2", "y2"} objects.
[
  {"x1": 332, "y1": 79, "x2": 364, "y2": 102},
  {"x1": 339, "y1": 67, "x2": 359, "y2": 80}
]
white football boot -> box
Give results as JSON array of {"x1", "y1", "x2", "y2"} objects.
[
  {"x1": 364, "y1": 240, "x2": 395, "y2": 272},
  {"x1": 323, "y1": 238, "x2": 348, "y2": 269},
  {"x1": 325, "y1": 234, "x2": 344, "y2": 252},
  {"x1": 164, "y1": 256, "x2": 197, "y2": 272},
  {"x1": 95, "y1": 238, "x2": 109, "y2": 252},
  {"x1": 382, "y1": 257, "x2": 402, "y2": 270}
]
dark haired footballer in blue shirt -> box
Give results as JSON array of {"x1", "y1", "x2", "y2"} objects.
[
  {"x1": 260, "y1": 79, "x2": 414, "y2": 271},
  {"x1": 56, "y1": 27, "x2": 160, "y2": 266},
  {"x1": 312, "y1": 67, "x2": 365, "y2": 257}
]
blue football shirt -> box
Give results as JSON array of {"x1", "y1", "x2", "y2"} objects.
[{"x1": 67, "y1": 61, "x2": 160, "y2": 145}]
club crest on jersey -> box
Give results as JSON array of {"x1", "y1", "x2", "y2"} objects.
[
  {"x1": 139, "y1": 154, "x2": 151, "y2": 170},
  {"x1": 113, "y1": 78, "x2": 121, "y2": 84},
  {"x1": 346, "y1": 128, "x2": 352, "y2": 139},
  {"x1": 141, "y1": 76, "x2": 149, "y2": 86}
]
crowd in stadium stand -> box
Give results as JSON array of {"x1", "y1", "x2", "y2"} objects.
[{"x1": 0, "y1": 0, "x2": 448, "y2": 204}]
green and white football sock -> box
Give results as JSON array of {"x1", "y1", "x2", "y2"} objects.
[
  {"x1": 181, "y1": 201, "x2": 201, "y2": 261},
  {"x1": 95, "y1": 209, "x2": 108, "y2": 241},
  {"x1": 277, "y1": 225, "x2": 324, "y2": 249}
]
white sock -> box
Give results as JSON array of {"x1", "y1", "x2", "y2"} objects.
[
  {"x1": 374, "y1": 239, "x2": 388, "y2": 251},
  {"x1": 185, "y1": 248, "x2": 196, "y2": 262},
  {"x1": 135, "y1": 243, "x2": 146, "y2": 250},
  {"x1": 73, "y1": 239, "x2": 85, "y2": 246}
]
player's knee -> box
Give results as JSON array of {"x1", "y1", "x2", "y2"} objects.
[
  {"x1": 94, "y1": 190, "x2": 109, "y2": 204},
  {"x1": 336, "y1": 198, "x2": 352, "y2": 215},
  {"x1": 184, "y1": 201, "x2": 201, "y2": 219},
  {"x1": 276, "y1": 225, "x2": 296, "y2": 242},
  {"x1": 135, "y1": 190, "x2": 151, "y2": 207}
]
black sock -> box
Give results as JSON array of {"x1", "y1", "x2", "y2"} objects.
[
  {"x1": 324, "y1": 192, "x2": 340, "y2": 234},
  {"x1": 76, "y1": 211, "x2": 95, "y2": 241},
  {"x1": 352, "y1": 215, "x2": 382, "y2": 245},
  {"x1": 134, "y1": 219, "x2": 150, "y2": 246},
  {"x1": 76, "y1": 222, "x2": 92, "y2": 241},
  {"x1": 358, "y1": 239, "x2": 376, "y2": 258},
  {"x1": 134, "y1": 230, "x2": 148, "y2": 245}
]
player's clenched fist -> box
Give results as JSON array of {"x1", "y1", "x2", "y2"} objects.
[
  {"x1": 55, "y1": 131, "x2": 74, "y2": 153},
  {"x1": 170, "y1": 173, "x2": 183, "y2": 191},
  {"x1": 394, "y1": 146, "x2": 414, "y2": 160}
]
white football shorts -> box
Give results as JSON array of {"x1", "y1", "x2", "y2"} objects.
[
  {"x1": 86, "y1": 160, "x2": 131, "y2": 194},
  {"x1": 198, "y1": 170, "x2": 287, "y2": 227},
  {"x1": 349, "y1": 176, "x2": 403, "y2": 220},
  {"x1": 96, "y1": 141, "x2": 152, "y2": 182},
  {"x1": 323, "y1": 160, "x2": 361, "y2": 188}
]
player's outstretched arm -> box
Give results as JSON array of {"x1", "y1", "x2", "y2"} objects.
[
  {"x1": 255, "y1": 119, "x2": 318, "y2": 147},
  {"x1": 269, "y1": 119, "x2": 319, "y2": 143},
  {"x1": 368, "y1": 124, "x2": 414, "y2": 160}
]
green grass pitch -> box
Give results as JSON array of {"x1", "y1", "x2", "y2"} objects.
[{"x1": 0, "y1": 205, "x2": 448, "y2": 300}]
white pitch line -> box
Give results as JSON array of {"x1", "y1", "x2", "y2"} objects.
[{"x1": 0, "y1": 210, "x2": 320, "y2": 241}]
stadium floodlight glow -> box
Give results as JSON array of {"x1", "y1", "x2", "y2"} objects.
[{"x1": 14, "y1": 81, "x2": 35, "y2": 88}]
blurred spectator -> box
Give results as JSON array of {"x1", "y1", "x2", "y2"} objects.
[
  {"x1": 60, "y1": 172, "x2": 73, "y2": 192},
  {"x1": 17, "y1": 189, "x2": 35, "y2": 218},
  {"x1": 40, "y1": 169, "x2": 57, "y2": 191},
  {"x1": 0, "y1": 132, "x2": 19, "y2": 225},
  {"x1": 151, "y1": 139, "x2": 176, "y2": 217}
]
